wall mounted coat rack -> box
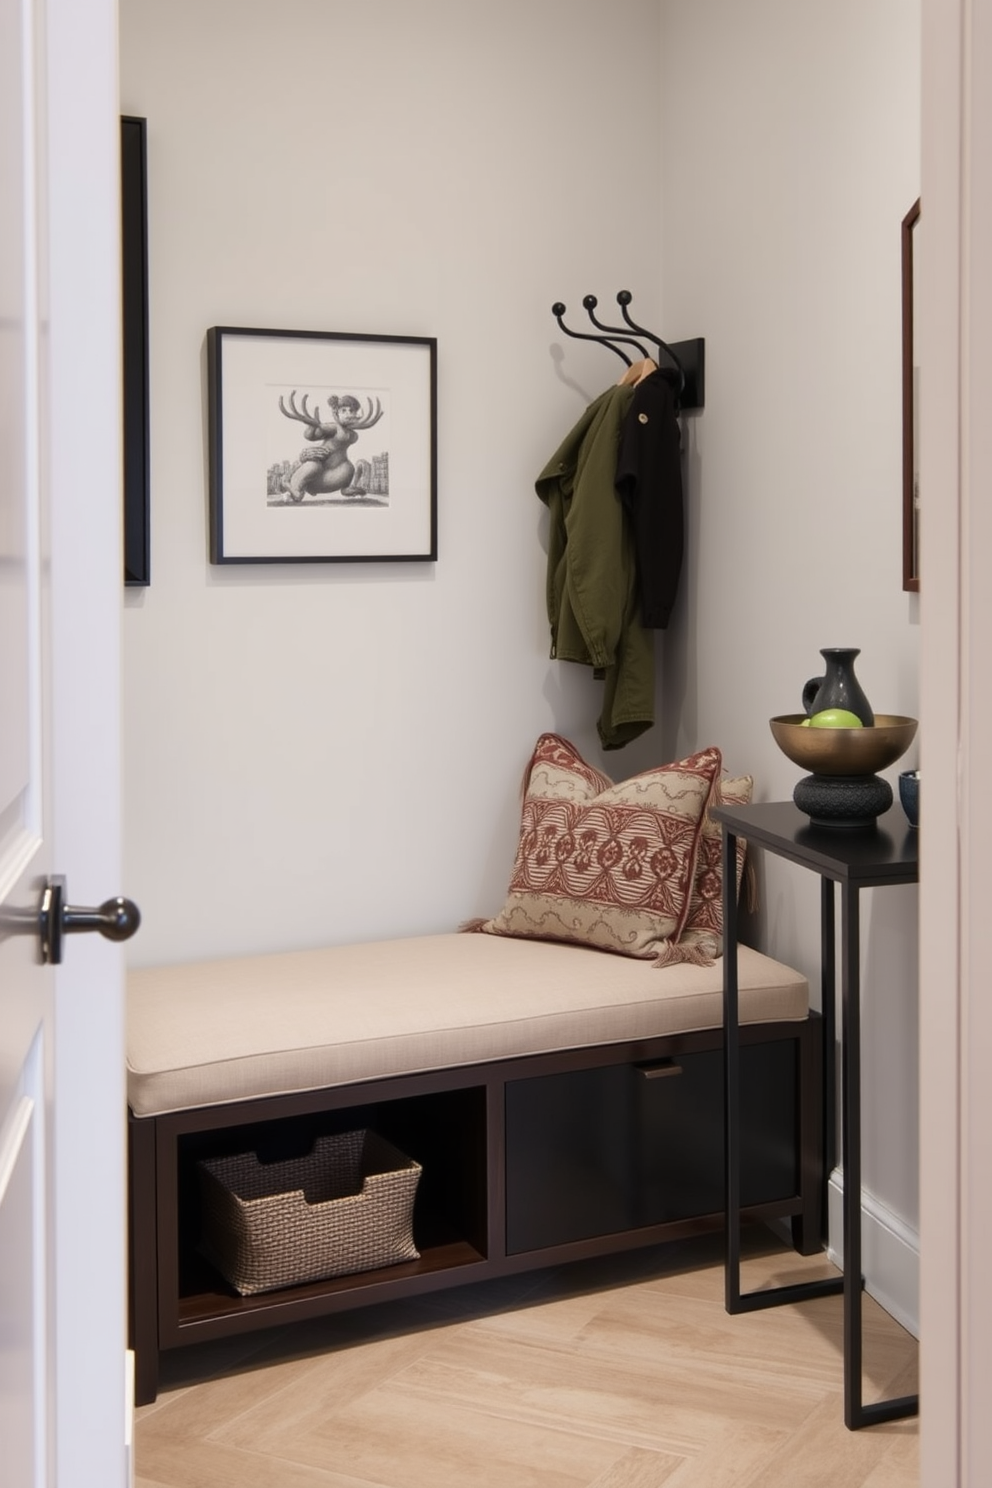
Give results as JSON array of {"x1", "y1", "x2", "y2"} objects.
[{"x1": 551, "y1": 291, "x2": 705, "y2": 412}]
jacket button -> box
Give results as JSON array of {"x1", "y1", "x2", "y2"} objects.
[{"x1": 638, "y1": 413, "x2": 649, "y2": 424}]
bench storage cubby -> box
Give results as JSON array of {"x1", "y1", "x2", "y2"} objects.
[
  {"x1": 127, "y1": 932, "x2": 825, "y2": 1405},
  {"x1": 197, "y1": 1129, "x2": 423, "y2": 1295}
]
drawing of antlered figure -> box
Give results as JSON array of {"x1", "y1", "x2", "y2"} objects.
[{"x1": 277, "y1": 390, "x2": 384, "y2": 502}]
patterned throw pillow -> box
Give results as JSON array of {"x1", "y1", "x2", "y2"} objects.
[
  {"x1": 474, "y1": 734, "x2": 722, "y2": 964},
  {"x1": 673, "y1": 773, "x2": 754, "y2": 965}
]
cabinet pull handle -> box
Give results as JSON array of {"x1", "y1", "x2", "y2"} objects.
[{"x1": 636, "y1": 1059, "x2": 683, "y2": 1079}]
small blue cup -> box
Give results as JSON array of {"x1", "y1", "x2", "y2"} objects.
[{"x1": 899, "y1": 769, "x2": 920, "y2": 828}]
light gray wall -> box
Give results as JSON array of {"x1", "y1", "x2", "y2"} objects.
[
  {"x1": 120, "y1": 0, "x2": 920, "y2": 1326},
  {"x1": 120, "y1": 0, "x2": 669, "y2": 965},
  {"x1": 657, "y1": 0, "x2": 921, "y2": 1327}
]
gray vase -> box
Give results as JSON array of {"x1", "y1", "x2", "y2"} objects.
[{"x1": 801, "y1": 647, "x2": 875, "y2": 726}]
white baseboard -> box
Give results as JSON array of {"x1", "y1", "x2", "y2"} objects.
[{"x1": 826, "y1": 1169, "x2": 919, "y2": 1339}]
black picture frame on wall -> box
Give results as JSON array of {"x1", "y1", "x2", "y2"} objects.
[
  {"x1": 121, "y1": 115, "x2": 150, "y2": 586},
  {"x1": 207, "y1": 325, "x2": 438, "y2": 564}
]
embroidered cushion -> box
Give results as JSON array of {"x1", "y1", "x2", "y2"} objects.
[
  {"x1": 475, "y1": 734, "x2": 722, "y2": 963},
  {"x1": 674, "y1": 773, "x2": 754, "y2": 964}
]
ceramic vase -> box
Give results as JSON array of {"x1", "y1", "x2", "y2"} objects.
[{"x1": 801, "y1": 647, "x2": 875, "y2": 726}]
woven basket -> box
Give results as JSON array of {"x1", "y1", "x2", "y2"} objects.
[{"x1": 197, "y1": 1129, "x2": 422, "y2": 1296}]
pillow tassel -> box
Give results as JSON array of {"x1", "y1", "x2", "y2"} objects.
[
  {"x1": 652, "y1": 940, "x2": 717, "y2": 970},
  {"x1": 458, "y1": 917, "x2": 489, "y2": 934}
]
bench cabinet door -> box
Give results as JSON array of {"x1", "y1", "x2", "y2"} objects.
[{"x1": 504, "y1": 1039, "x2": 799, "y2": 1254}]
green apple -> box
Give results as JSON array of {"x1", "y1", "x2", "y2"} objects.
[
  {"x1": 809, "y1": 708, "x2": 864, "y2": 729},
  {"x1": 799, "y1": 718, "x2": 812, "y2": 727}
]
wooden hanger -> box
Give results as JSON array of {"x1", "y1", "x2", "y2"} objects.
[{"x1": 617, "y1": 356, "x2": 658, "y2": 387}]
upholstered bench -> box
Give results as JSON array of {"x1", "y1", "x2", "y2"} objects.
[{"x1": 127, "y1": 931, "x2": 824, "y2": 1405}]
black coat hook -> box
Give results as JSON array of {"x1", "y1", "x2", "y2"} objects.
[
  {"x1": 581, "y1": 295, "x2": 650, "y2": 359},
  {"x1": 549, "y1": 293, "x2": 705, "y2": 410},
  {"x1": 552, "y1": 302, "x2": 645, "y2": 366},
  {"x1": 616, "y1": 291, "x2": 685, "y2": 394}
]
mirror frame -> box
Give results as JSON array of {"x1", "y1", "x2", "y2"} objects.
[{"x1": 902, "y1": 197, "x2": 920, "y2": 593}]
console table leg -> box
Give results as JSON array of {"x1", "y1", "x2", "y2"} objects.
[
  {"x1": 839, "y1": 883, "x2": 919, "y2": 1430},
  {"x1": 713, "y1": 800, "x2": 919, "y2": 1430},
  {"x1": 841, "y1": 881, "x2": 864, "y2": 1430},
  {"x1": 723, "y1": 830, "x2": 839, "y2": 1313},
  {"x1": 723, "y1": 827, "x2": 743, "y2": 1313},
  {"x1": 821, "y1": 878, "x2": 836, "y2": 1182}
]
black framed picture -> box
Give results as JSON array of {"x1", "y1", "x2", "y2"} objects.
[
  {"x1": 121, "y1": 115, "x2": 150, "y2": 586},
  {"x1": 207, "y1": 326, "x2": 437, "y2": 564}
]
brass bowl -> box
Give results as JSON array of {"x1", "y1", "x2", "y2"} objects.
[{"x1": 769, "y1": 714, "x2": 918, "y2": 776}]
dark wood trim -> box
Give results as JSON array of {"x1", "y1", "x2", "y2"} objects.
[
  {"x1": 486, "y1": 1081, "x2": 507, "y2": 1266},
  {"x1": 127, "y1": 1111, "x2": 160, "y2": 1405},
  {"x1": 143, "y1": 1020, "x2": 806, "y2": 1140},
  {"x1": 173, "y1": 1240, "x2": 488, "y2": 1339},
  {"x1": 902, "y1": 197, "x2": 921, "y2": 594}
]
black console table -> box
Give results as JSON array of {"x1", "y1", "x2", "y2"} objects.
[{"x1": 711, "y1": 799, "x2": 919, "y2": 1431}]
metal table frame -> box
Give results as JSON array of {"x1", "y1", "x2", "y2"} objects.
[{"x1": 712, "y1": 799, "x2": 919, "y2": 1431}]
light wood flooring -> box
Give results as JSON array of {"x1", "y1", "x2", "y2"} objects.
[{"x1": 135, "y1": 1228, "x2": 919, "y2": 1488}]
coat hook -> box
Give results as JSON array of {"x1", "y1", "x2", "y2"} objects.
[
  {"x1": 552, "y1": 301, "x2": 636, "y2": 366},
  {"x1": 549, "y1": 293, "x2": 705, "y2": 410},
  {"x1": 582, "y1": 294, "x2": 650, "y2": 358},
  {"x1": 616, "y1": 291, "x2": 685, "y2": 394}
]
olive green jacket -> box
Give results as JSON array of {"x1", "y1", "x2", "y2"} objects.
[{"x1": 536, "y1": 384, "x2": 654, "y2": 750}]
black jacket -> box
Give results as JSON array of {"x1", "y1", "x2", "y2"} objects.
[{"x1": 615, "y1": 368, "x2": 684, "y2": 628}]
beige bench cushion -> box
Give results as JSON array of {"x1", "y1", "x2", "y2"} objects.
[{"x1": 126, "y1": 933, "x2": 808, "y2": 1118}]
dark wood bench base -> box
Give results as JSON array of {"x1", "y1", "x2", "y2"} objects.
[{"x1": 129, "y1": 1014, "x2": 824, "y2": 1405}]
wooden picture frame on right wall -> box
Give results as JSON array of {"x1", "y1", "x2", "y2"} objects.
[{"x1": 902, "y1": 197, "x2": 920, "y2": 593}]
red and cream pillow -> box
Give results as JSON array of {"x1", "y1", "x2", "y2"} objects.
[
  {"x1": 473, "y1": 734, "x2": 723, "y2": 964},
  {"x1": 676, "y1": 772, "x2": 754, "y2": 963}
]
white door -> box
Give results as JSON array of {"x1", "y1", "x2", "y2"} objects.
[{"x1": 1, "y1": 0, "x2": 129, "y2": 1485}]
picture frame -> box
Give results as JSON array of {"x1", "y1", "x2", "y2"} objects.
[
  {"x1": 901, "y1": 197, "x2": 920, "y2": 593},
  {"x1": 207, "y1": 326, "x2": 437, "y2": 564},
  {"x1": 121, "y1": 115, "x2": 150, "y2": 586}
]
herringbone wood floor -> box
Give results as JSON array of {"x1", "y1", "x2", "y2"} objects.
[{"x1": 135, "y1": 1228, "x2": 919, "y2": 1488}]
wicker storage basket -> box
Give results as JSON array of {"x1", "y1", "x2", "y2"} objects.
[{"x1": 197, "y1": 1129, "x2": 422, "y2": 1296}]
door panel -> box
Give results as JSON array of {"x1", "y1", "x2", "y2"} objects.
[
  {"x1": 0, "y1": 0, "x2": 55, "y2": 1477},
  {"x1": 0, "y1": 0, "x2": 32, "y2": 822},
  {"x1": 1, "y1": 0, "x2": 127, "y2": 1482}
]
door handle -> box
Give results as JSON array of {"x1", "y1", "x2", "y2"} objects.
[
  {"x1": 40, "y1": 875, "x2": 141, "y2": 964},
  {"x1": 635, "y1": 1058, "x2": 684, "y2": 1079}
]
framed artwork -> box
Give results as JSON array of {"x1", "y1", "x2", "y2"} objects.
[
  {"x1": 901, "y1": 197, "x2": 920, "y2": 593},
  {"x1": 121, "y1": 115, "x2": 150, "y2": 586},
  {"x1": 207, "y1": 326, "x2": 437, "y2": 564}
]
